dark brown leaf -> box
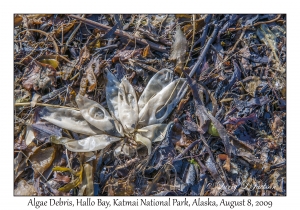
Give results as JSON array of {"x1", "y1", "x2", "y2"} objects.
[{"x1": 22, "y1": 58, "x2": 56, "y2": 91}]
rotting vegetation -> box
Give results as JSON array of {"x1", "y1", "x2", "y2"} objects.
[{"x1": 14, "y1": 14, "x2": 286, "y2": 196}]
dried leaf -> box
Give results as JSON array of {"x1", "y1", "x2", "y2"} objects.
[
  {"x1": 142, "y1": 45, "x2": 151, "y2": 57},
  {"x1": 182, "y1": 17, "x2": 205, "y2": 38},
  {"x1": 14, "y1": 153, "x2": 27, "y2": 181},
  {"x1": 176, "y1": 134, "x2": 192, "y2": 147},
  {"x1": 53, "y1": 163, "x2": 83, "y2": 192},
  {"x1": 78, "y1": 76, "x2": 88, "y2": 96},
  {"x1": 185, "y1": 164, "x2": 196, "y2": 185},
  {"x1": 175, "y1": 14, "x2": 192, "y2": 19},
  {"x1": 53, "y1": 20, "x2": 76, "y2": 37},
  {"x1": 14, "y1": 15, "x2": 23, "y2": 27},
  {"x1": 78, "y1": 46, "x2": 90, "y2": 65},
  {"x1": 218, "y1": 154, "x2": 228, "y2": 161},
  {"x1": 31, "y1": 121, "x2": 62, "y2": 143},
  {"x1": 112, "y1": 49, "x2": 142, "y2": 62},
  {"x1": 169, "y1": 26, "x2": 187, "y2": 73},
  {"x1": 105, "y1": 178, "x2": 135, "y2": 196},
  {"x1": 245, "y1": 77, "x2": 262, "y2": 96},
  {"x1": 269, "y1": 111, "x2": 285, "y2": 145},
  {"x1": 30, "y1": 146, "x2": 56, "y2": 177},
  {"x1": 14, "y1": 180, "x2": 37, "y2": 196},
  {"x1": 208, "y1": 122, "x2": 220, "y2": 137},
  {"x1": 78, "y1": 163, "x2": 94, "y2": 196},
  {"x1": 184, "y1": 120, "x2": 198, "y2": 132},
  {"x1": 22, "y1": 59, "x2": 57, "y2": 91},
  {"x1": 85, "y1": 58, "x2": 98, "y2": 92},
  {"x1": 54, "y1": 172, "x2": 71, "y2": 183},
  {"x1": 25, "y1": 125, "x2": 35, "y2": 145},
  {"x1": 14, "y1": 89, "x2": 31, "y2": 103},
  {"x1": 240, "y1": 47, "x2": 252, "y2": 72},
  {"x1": 268, "y1": 171, "x2": 283, "y2": 192},
  {"x1": 61, "y1": 60, "x2": 77, "y2": 80},
  {"x1": 223, "y1": 156, "x2": 231, "y2": 172},
  {"x1": 257, "y1": 24, "x2": 284, "y2": 72},
  {"x1": 195, "y1": 104, "x2": 210, "y2": 134},
  {"x1": 26, "y1": 14, "x2": 52, "y2": 19},
  {"x1": 38, "y1": 58, "x2": 59, "y2": 69}
]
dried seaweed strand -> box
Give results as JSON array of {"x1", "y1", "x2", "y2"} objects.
[
  {"x1": 68, "y1": 15, "x2": 167, "y2": 53},
  {"x1": 15, "y1": 102, "x2": 79, "y2": 111},
  {"x1": 228, "y1": 15, "x2": 281, "y2": 32},
  {"x1": 228, "y1": 14, "x2": 281, "y2": 32}
]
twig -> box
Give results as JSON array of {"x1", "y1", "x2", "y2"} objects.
[
  {"x1": 205, "y1": 43, "x2": 265, "y2": 78},
  {"x1": 184, "y1": 72, "x2": 232, "y2": 157},
  {"x1": 176, "y1": 23, "x2": 220, "y2": 101},
  {"x1": 129, "y1": 59, "x2": 158, "y2": 73},
  {"x1": 200, "y1": 134, "x2": 233, "y2": 193},
  {"x1": 184, "y1": 14, "x2": 196, "y2": 68},
  {"x1": 195, "y1": 157, "x2": 208, "y2": 173},
  {"x1": 228, "y1": 14, "x2": 281, "y2": 32},
  {"x1": 68, "y1": 15, "x2": 167, "y2": 53},
  {"x1": 189, "y1": 23, "x2": 220, "y2": 77},
  {"x1": 163, "y1": 22, "x2": 220, "y2": 112},
  {"x1": 175, "y1": 139, "x2": 201, "y2": 160},
  {"x1": 14, "y1": 151, "x2": 48, "y2": 182},
  {"x1": 62, "y1": 14, "x2": 86, "y2": 54},
  {"x1": 224, "y1": 28, "x2": 246, "y2": 61},
  {"x1": 15, "y1": 29, "x2": 59, "y2": 53},
  {"x1": 15, "y1": 102, "x2": 79, "y2": 110}
]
